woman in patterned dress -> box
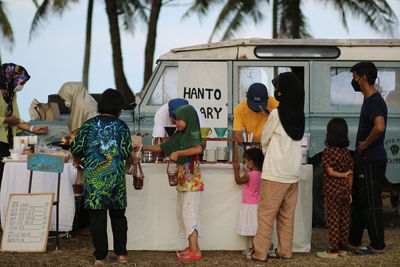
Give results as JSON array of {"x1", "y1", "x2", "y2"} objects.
[
  {"x1": 71, "y1": 89, "x2": 132, "y2": 264},
  {"x1": 317, "y1": 118, "x2": 353, "y2": 258},
  {"x1": 137, "y1": 104, "x2": 204, "y2": 262}
]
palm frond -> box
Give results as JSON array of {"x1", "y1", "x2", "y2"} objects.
[
  {"x1": 0, "y1": 1, "x2": 14, "y2": 50},
  {"x1": 324, "y1": 0, "x2": 399, "y2": 35},
  {"x1": 278, "y1": 0, "x2": 311, "y2": 38}
]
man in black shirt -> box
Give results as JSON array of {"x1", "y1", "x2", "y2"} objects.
[{"x1": 348, "y1": 62, "x2": 387, "y2": 255}]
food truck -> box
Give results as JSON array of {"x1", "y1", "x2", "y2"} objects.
[{"x1": 135, "y1": 38, "x2": 400, "y2": 185}]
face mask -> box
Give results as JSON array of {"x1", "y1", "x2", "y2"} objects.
[
  {"x1": 14, "y1": 85, "x2": 23, "y2": 92},
  {"x1": 64, "y1": 101, "x2": 71, "y2": 108},
  {"x1": 351, "y1": 79, "x2": 361, "y2": 92}
]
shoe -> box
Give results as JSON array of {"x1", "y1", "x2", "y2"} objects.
[
  {"x1": 268, "y1": 249, "x2": 292, "y2": 260},
  {"x1": 316, "y1": 251, "x2": 338, "y2": 259},
  {"x1": 176, "y1": 247, "x2": 190, "y2": 257},
  {"x1": 354, "y1": 246, "x2": 384, "y2": 255},
  {"x1": 250, "y1": 255, "x2": 267, "y2": 263},
  {"x1": 177, "y1": 251, "x2": 203, "y2": 261}
]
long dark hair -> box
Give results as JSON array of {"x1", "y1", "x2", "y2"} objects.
[
  {"x1": 243, "y1": 147, "x2": 264, "y2": 170},
  {"x1": 325, "y1": 118, "x2": 349, "y2": 148}
]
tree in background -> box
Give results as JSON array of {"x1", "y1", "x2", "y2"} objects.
[
  {"x1": 0, "y1": 0, "x2": 15, "y2": 64},
  {"x1": 185, "y1": 0, "x2": 398, "y2": 40}
]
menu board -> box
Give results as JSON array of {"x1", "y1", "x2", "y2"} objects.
[{"x1": 1, "y1": 193, "x2": 54, "y2": 252}]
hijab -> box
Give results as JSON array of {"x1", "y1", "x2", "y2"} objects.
[
  {"x1": 58, "y1": 82, "x2": 98, "y2": 132},
  {"x1": 0, "y1": 63, "x2": 30, "y2": 147},
  {"x1": 160, "y1": 105, "x2": 201, "y2": 165},
  {"x1": 272, "y1": 72, "x2": 305, "y2": 141}
]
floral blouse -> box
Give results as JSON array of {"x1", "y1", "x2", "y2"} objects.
[{"x1": 177, "y1": 155, "x2": 204, "y2": 192}]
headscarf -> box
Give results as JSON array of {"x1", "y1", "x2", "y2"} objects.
[
  {"x1": 168, "y1": 98, "x2": 188, "y2": 119},
  {"x1": 0, "y1": 63, "x2": 31, "y2": 147},
  {"x1": 272, "y1": 72, "x2": 305, "y2": 141},
  {"x1": 160, "y1": 105, "x2": 201, "y2": 165},
  {"x1": 58, "y1": 82, "x2": 98, "y2": 132}
]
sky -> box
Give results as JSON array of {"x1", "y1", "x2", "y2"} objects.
[{"x1": 2, "y1": 0, "x2": 400, "y2": 120}]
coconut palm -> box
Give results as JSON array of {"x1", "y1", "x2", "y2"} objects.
[
  {"x1": 185, "y1": 0, "x2": 398, "y2": 40},
  {"x1": 0, "y1": 0, "x2": 15, "y2": 64}
]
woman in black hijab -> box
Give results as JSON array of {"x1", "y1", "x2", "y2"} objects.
[{"x1": 251, "y1": 72, "x2": 305, "y2": 263}]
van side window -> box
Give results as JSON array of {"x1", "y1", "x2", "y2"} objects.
[
  {"x1": 330, "y1": 67, "x2": 400, "y2": 106},
  {"x1": 238, "y1": 66, "x2": 292, "y2": 101},
  {"x1": 148, "y1": 66, "x2": 178, "y2": 105}
]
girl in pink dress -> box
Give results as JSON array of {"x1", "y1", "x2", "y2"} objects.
[{"x1": 232, "y1": 147, "x2": 264, "y2": 257}]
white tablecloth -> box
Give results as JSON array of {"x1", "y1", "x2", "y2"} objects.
[
  {"x1": 109, "y1": 163, "x2": 313, "y2": 251},
  {"x1": 0, "y1": 161, "x2": 77, "y2": 232}
]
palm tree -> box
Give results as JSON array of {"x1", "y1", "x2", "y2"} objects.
[
  {"x1": 186, "y1": 0, "x2": 398, "y2": 40},
  {"x1": 82, "y1": 0, "x2": 94, "y2": 89},
  {"x1": 0, "y1": 0, "x2": 15, "y2": 64}
]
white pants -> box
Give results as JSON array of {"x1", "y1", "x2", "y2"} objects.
[{"x1": 176, "y1": 191, "x2": 202, "y2": 238}]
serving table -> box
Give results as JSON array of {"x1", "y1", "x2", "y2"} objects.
[
  {"x1": 109, "y1": 163, "x2": 313, "y2": 251},
  {"x1": 0, "y1": 161, "x2": 77, "y2": 232}
]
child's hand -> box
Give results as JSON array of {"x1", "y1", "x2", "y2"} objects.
[
  {"x1": 169, "y1": 151, "x2": 179, "y2": 162},
  {"x1": 344, "y1": 170, "x2": 353, "y2": 178},
  {"x1": 232, "y1": 162, "x2": 240, "y2": 171}
]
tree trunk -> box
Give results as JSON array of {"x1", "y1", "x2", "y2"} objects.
[
  {"x1": 290, "y1": 0, "x2": 301, "y2": 38},
  {"x1": 143, "y1": 0, "x2": 162, "y2": 90},
  {"x1": 272, "y1": 0, "x2": 278, "y2": 38},
  {"x1": 82, "y1": 0, "x2": 94, "y2": 90},
  {"x1": 105, "y1": 0, "x2": 135, "y2": 108}
]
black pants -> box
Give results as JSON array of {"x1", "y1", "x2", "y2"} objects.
[
  {"x1": 0, "y1": 142, "x2": 10, "y2": 189},
  {"x1": 349, "y1": 160, "x2": 386, "y2": 250},
  {"x1": 89, "y1": 209, "x2": 128, "y2": 260}
]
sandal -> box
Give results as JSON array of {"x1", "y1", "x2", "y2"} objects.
[
  {"x1": 117, "y1": 255, "x2": 128, "y2": 263},
  {"x1": 354, "y1": 246, "x2": 384, "y2": 255},
  {"x1": 177, "y1": 251, "x2": 203, "y2": 261},
  {"x1": 94, "y1": 258, "x2": 107, "y2": 265},
  {"x1": 316, "y1": 251, "x2": 338, "y2": 259},
  {"x1": 176, "y1": 247, "x2": 190, "y2": 257},
  {"x1": 338, "y1": 250, "x2": 348, "y2": 257},
  {"x1": 268, "y1": 249, "x2": 292, "y2": 260}
]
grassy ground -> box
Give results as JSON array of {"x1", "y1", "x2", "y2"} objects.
[{"x1": 0, "y1": 206, "x2": 399, "y2": 266}]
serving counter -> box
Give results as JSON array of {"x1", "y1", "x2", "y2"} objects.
[
  {"x1": 0, "y1": 161, "x2": 77, "y2": 232},
  {"x1": 109, "y1": 163, "x2": 313, "y2": 251}
]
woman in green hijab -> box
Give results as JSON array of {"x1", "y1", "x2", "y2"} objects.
[{"x1": 139, "y1": 104, "x2": 204, "y2": 261}]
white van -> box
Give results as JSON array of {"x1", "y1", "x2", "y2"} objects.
[{"x1": 136, "y1": 38, "x2": 400, "y2": 187}]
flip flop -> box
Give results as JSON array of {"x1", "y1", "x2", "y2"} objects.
[
  {"x1": 94, "y1": 258, "x2": 108, "y2": 265},
  {"x1": 177, "y1": 251, "x2": 203, "y2": 261},
  {"x1": 176, "y1": 247, "x2": 190, "y2": 257},
  {"x1": 250, "y1": 256, "x2": 267, "y2": 263},
  {"x1": 117, "y1": 255, "x2": 128, "y2": 263},
  {"x1": 316, "y1": 251, "x2": 338, "y2": 259}
]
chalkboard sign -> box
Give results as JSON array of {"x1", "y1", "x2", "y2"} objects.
[{"x1": 1, "y1": 193, "x2": 54, "y2": 252}]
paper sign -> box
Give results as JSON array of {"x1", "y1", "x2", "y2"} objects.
[{"x1": 177, "y1": 62, "x2": 228, "y2": 127}]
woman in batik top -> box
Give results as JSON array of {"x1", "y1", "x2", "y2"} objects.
[{"x1": 71, "y1": 89, "x2": 132, "y2": 264}]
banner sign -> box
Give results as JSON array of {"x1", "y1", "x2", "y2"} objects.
[{"x1": 177, "y1": 62, "x2": 228, "y2": 127}]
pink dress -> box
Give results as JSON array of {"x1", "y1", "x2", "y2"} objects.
[{"x1": 236, "y1": 170, "x2": 261, "y2": 236}]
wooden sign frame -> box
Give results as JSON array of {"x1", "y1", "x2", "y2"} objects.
[{"x1": 1, "y1": 193, "x2": 54, "y2": 252}]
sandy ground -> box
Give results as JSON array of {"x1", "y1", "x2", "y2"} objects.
[{"x1": 0, "y1": 205, "x2": 399, "y2": 266}]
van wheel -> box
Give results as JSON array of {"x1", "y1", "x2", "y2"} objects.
[{"x1": 309, "y1": 152, "x2": 325, "y2": 227}]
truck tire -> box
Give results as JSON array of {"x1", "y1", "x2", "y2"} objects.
[{"x1": 309, "y1": 152, "x2": 325, "y2": 227}]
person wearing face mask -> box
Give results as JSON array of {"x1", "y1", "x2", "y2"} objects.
[
  {"x1": 347, "y1": 62, "x2": 388, "y2": 255},
  {"x1": 233, "y1": 83, "x2": 279, "y2": 144},
  {"x1": 0, "y1": 63, "x2": 48, "y2": 185}
]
